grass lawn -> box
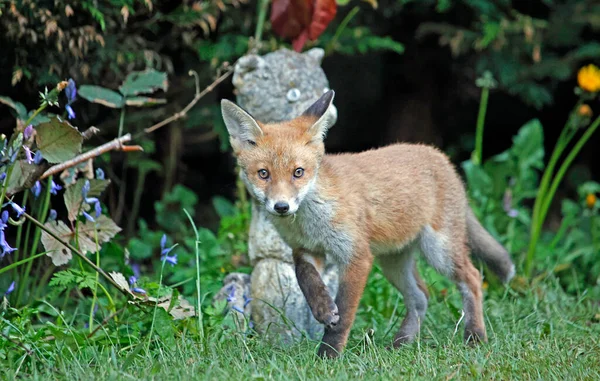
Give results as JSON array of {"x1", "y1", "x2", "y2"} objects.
[{"x1": 3, "y1": 269, "x2": 600, "y2": 380}]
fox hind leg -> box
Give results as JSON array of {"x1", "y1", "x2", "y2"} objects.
[
  {"x1": 419, "y1": 225, "x2": 487, "y2": 344},
  {"x1": 379, "y1": 250, "x2": 430, "y2": 348}
]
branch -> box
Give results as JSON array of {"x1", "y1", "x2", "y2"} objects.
[
  {"x1": 38, "y1": 134, "x2": 142, "y2": 181},
  {"x1": 141, "y1": 67, "x2": 233, "y2": 136}
]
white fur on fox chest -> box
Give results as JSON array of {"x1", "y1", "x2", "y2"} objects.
[{"x1": 267, "y1": 196, "x2": 354, "y2": 265}]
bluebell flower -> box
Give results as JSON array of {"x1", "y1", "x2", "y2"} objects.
[
  {"x1": 131, "y1": 263, "x2": 141, "y2": 279},
  {"x1": 66, "y1": 79, "x2": 77, "y2": 103},
  {"x1": 94, "y1": 201, "x2": 102, "y2": 217},
  {"x1": 243, "y1": 293, "x2": 252, "y2": 308},
  {"x1": 65, "y1": 79, "x2": 77, "y2": 119},
  {"x1": 66, "y1": 104, "x2": 75, "y2": 120},
  {"x1": 82, "y1": 180, "x2": 90, "y2": 199},
  {"x1": 50, "y1": 180, "x2": 62, "y2": 195},
  {"x1": 0, "y1": 230, "x2": 16, "y2": 258},
  {"x1": 95, "y1": 168, "x2": 105, "y2": 180},
  {"x1": 162, "y1": 253, "x2": 177, "y2": 266},
  {"x1": 82, "y1": 211, "x2": 95, "y2": 222},
  {"x1": 23, "y1": 146, "x2": 33, "y2": 164},
  {"x1": 9, "y1": 202, "x2": 25, "y2": 218},
  {"x1": 31, "y1": 181, "x2": 41, "y2": 198},
  {"x1": 23, "y1": 125, "x2": 33, "y2": 139},
  {"x1": 4, "y1": 281, "x2": 15, "y2": 296},
  {"x1": 231, "y1": 306, "x2": 244, "y2": 314},
  {"x1": 33, "y1": 151, "x2": 43, "y2": 164},
  {"x1": 48, "y1": 209, "x2": 57, "y2": 221},
  {"x1": 0, "y1": 211, "x2": 7, "y2": 231},
  {"x1": 160, "y1": 234, "x2": 174, "y2": 256},
  {"x1": 132, "y1": 287, "x2": 147, "y2": 294},
  {"x1": 226, "y1": 285, "x2": 235, "y2": 303},
  {"x1": 0, "y1": 173, "x2": 5, "y2": 181},
  {"x1": 129, "y1": 276, "x2": 137, "y2": 286}
]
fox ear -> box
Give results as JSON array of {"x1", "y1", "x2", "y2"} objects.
[
  {"x1": 221, "y1": 99, "x2": 263, "y2": 148},
  {"x1": 302, "y1": 90, "x2": 336, "y2": 141}
]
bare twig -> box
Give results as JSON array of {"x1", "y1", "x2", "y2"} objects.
[
  {"x1": 87, "y1": 307, "x2": 126, "y2": 339},
  {"x1": 39, "y1": 134, "x2": 142, "y2": 180},
  {"x1": 141, "y1": 68, "x2": 233, "y2": 136}
]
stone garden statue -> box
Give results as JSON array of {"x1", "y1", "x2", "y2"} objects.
[{"x1": 213, "y1": 47, "x2": 339, "y2": 342}]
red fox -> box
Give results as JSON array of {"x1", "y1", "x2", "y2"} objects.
[{"x1": 221, "y1": 90, "x2": 515, "y2": 358}]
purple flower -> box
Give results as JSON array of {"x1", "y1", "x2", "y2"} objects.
[
  {"x1": 31, "y1": 181, "x2": 41, "y2": 198},
  {"x1": 50, "y1": 180, "x2": 62, "y2": 195},
  {"x1": 94, "y1": 201, "x2": 102, "y2": 217},
  {"x1": 160, "y1": 234, "x2": 174, "y2": 256},
  {"x1": 231, "y1": 306, "x2": 244, "y2": 314},
  {"x1": 96, "y1": 168, "x2": 105, "y2": 180},
  {"x1": 1, "y1": 211, "x2": 8, "y2": 224},
  {"x1": 162, "y1": 254, "x2": 177, "y2": 266},
  {"x1": 23, "y1": 146, "x2": 33, "y2": 164},
  {"x1": 131, "y1": 263, "x2": 141, "y2": 279},
  {"x1": 24, "y1": 125, "x2": 33, "y2": 139},
  {"x1": 82, "y1": 211, "x2": 95, "y2": 222},
  {"x1": 226, "y1": 285, "x2": 235, "y2": 303},
  {"x1": 65, "y1": 79, "x2": 77, "y2": 103},
  {"x1": 82, "y1": 180, "x2": 90, "y2": 199},
  {"x1": 0, "y1": 173, "x2": 5, "y2": 181},
  {"x1": 9, "y1": 202, "x2": 25, "y2": 218},
  {"x1": 4, "y1": 281, "x2": 15, "y2": 296},
  {"x1": 132, "y1": 287, "x2": 146, "y2": 294},
  {"x1": 48, "y1": 209, "x2": 57, "y2": 221},
  {"x1": 65, "y1": 104, "x2": 75, "y2": 120},
  {"x1": 243, "y1": 293, "x2": 252, "y2": 308},
  {"x1": 33, "y1": 151, "x2": 43, "y2": 164},
  {"x1": 129, "y1": 276, "x2": 137, "y2": 286},
  {"x1": 0, "y1": 230, "x2": 16, "y2": 258},
  {"x1": 507, "y1": 209, "x2": 518, "y2": 218}
]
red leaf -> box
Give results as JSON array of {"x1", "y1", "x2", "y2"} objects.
[
  {"x1": 270, "y1": 0, "x2": 313, "y2": 39},
  {"x1": 292, "y1": 30, "x2": 310, "y2": 52},
  {"x1": 308, "y1": 0, "x2": 337, "y2": 41}
]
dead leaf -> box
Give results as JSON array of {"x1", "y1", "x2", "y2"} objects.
[{"x1": 41, "y1": 220, "x2": 74, "y2": 266}]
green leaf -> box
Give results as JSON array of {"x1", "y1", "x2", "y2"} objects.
[
  {"x1": 63, "y1": 178, "x2": 110, "y2": 221},
  {"x1": 78, "y1": 85, "x2": 125, "y2": 108},
  {"x1": 41, "y1": 220, "x2": 74, "y2": 266},
  {"x1": 35, "y1": 117, "x2": 83, "y2": 163},
  {"x1": 119, "y1": 69, "x2": 168, "y2": 97},
  {"x1": 511, "y1": 119, "x2": 545, "y2": 171},
  {"x1": 127, "y1": 237, "x2": 154, "y2": 260},
  {"x1": 125, "y1": 96, "x2": 167, "y2": 107},
  {"x1": 212, "y1": 196, "x2": 235, "y2": 218},
  {"x1": 0, "y1": 95, "x2": 27, "y2": 121}
]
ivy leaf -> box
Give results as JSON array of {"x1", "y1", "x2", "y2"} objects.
[
  {"x1": 125, "y1": 96, "x2": 167, "y2": 107},
  {"x1": 119, "y1": 69, "x2": 168, "y2": 97},
  {"x1": 77, "y1": 215, "x2": 122, "y2": 254},
  {"x1": 63, "y1": 178, "x2": 110, "y2": 221},
  {"x1": 78, "y1": 85, "x2": 125, "y2": 108},
  {"x1": 41, "y1": 220, "x2": 74, "y2": 266},
  {"x1": 35, "y1": 117, "x2": 83, "y2": 163}
]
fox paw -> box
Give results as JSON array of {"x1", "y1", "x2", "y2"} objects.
[{"x1": 311, "y1": 298, "x2": 339, "y2": 328}]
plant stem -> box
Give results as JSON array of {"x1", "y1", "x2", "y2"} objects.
[
  {"x1": 326, "y1": 6, "x2": 360, "y2": 55},
  {"x1": 524, "y1": 114, "x2": 600, "y2": 276},
  {"x1": 254, "y1": 0, "x2": 270, "y2": 45},
  {"x1": 0, "y1": 252, "x2": 48, "y2": 275},
  {"x1": 89, "y1": 229, "x2": 100, "y2": 333},
  {"x1": 473, "y1": 86, "x2": 489, "y2": 166},
  {"x1": 147, "y1": 259, "x2": 167, "y2": 353},
  {"x1": 184, "y1": 209, "x2": 204, "y2": 346}
]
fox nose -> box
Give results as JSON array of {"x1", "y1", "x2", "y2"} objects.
[{"x1": 274, "y1": 202, "x2": 289, "y2": 214}]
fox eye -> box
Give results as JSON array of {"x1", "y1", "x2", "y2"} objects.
[
  {"x1": 258, "y1": 169, "x2": 269, "y2": 179},
  {"x1": 293, "y1": 168, "x2": 304, "y2": 178}
]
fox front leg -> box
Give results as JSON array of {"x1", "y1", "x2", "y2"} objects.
[{"x1": 293, "y1": 250, "x2": 340, "y2": 328}]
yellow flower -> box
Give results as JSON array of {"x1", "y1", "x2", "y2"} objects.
[
  {"x1": 577, "y1": 64, "x2": 600, "y2": 93},
  {"x1": 586, "y1": 193, "x2": 597, "y2": 209},
  {"x1": 578, "y1": 104, "x2": 593, "y2": 117}
]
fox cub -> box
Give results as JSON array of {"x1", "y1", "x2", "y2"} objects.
[{"x1": 221, "y1": 90, "x2": 515, "y2": 358}]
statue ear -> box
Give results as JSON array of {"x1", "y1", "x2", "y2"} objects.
[
  {"x1": 221, "y1": 99, "x2": 263, "y2": 149},
  {"x1": 301, "y1": 90, "x2": 335, "y2": 141}
]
